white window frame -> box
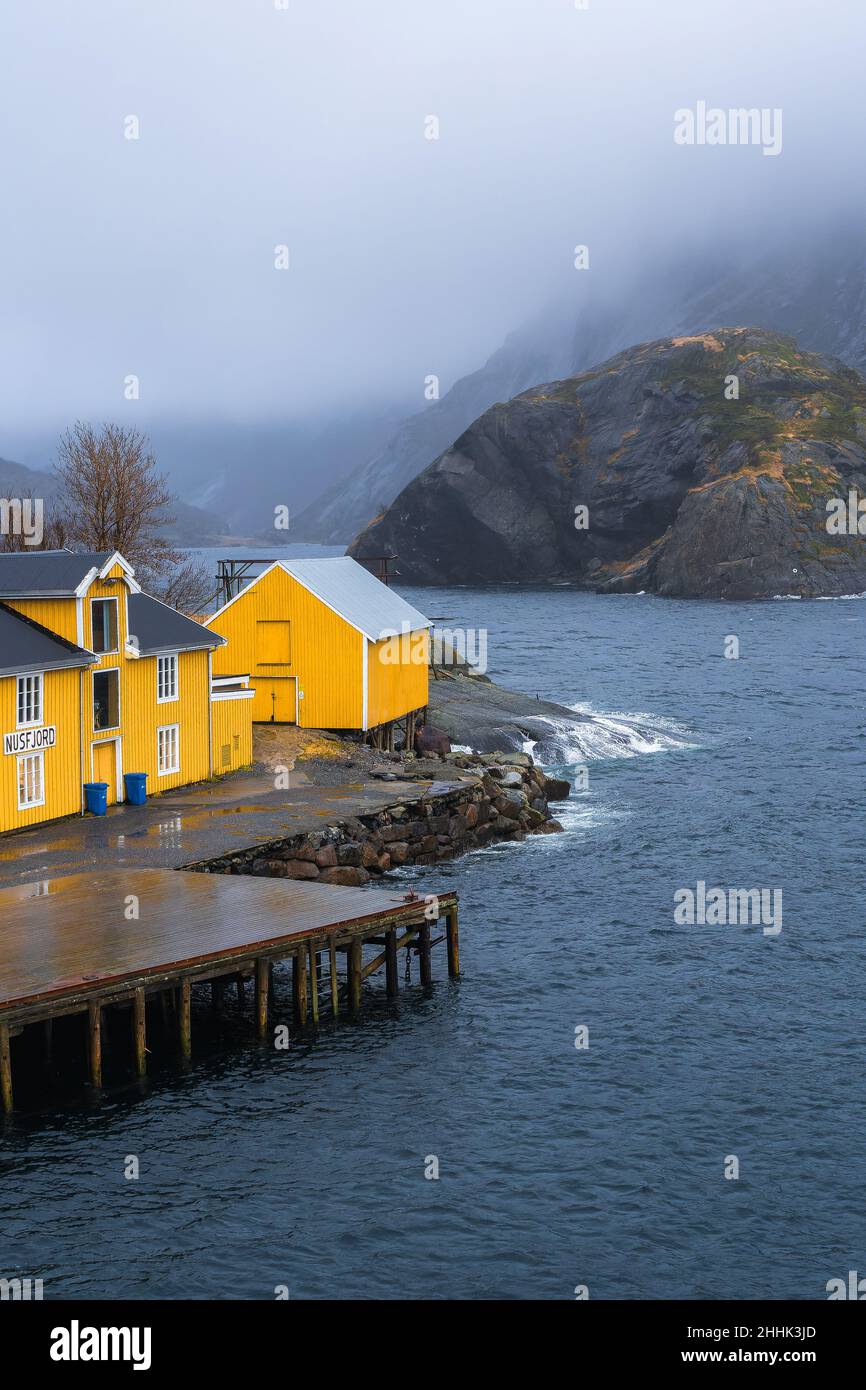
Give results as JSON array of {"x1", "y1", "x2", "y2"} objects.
[
  {"x1": 91, "y1": 597, "x2": 119, "y2": 656},
  {"x1": 157, "y1": 723, "x2": 180, "y2": 776},
  {"x1": 92, "y1": 666, "x2": 121, "y2": 734},
  {"x1": 18, "y1": 750, "x2": 45, "y2": 810},
  {"x1": 16, "y1": 672, "x2": 43, "y2": 728},
  {"x1": 157, "y1": 653, "x2": 179, "y2": 703}
]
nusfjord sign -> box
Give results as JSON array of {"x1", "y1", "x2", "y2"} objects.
[{"x1": 4, "y1": 726, "x2": 57, "y2": 755}]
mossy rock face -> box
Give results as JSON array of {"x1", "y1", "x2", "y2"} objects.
[{"x1": 350, "y1": 326, "x2": 866, "y2": 598}]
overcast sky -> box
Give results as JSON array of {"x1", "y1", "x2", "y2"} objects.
[{"x1": 1, "y1": 0, "x2": 864, "y2": 446}]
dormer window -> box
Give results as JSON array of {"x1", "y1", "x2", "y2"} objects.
[{"x1": 91, "y1": 598, "x2": 118, "y2": 655}]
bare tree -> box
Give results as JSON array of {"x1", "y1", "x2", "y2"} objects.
[
  {"x1": 54, "y1": 422, "x2": 212, "y2": 614},
  {"x1": 55, "y1": 422, "x2": 174, "y2": 562}
]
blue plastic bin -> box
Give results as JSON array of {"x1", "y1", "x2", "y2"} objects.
[
  {"x1": 124, "y1": 772, "x2": 148, "y2": 806},
  {"x1": 83, "y1": 782, "x2": 109, "y2": 816}
]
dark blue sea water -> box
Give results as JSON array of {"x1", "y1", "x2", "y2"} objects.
[{"x1": 2, "y1": 588, "x2": 864, "y2": 1300}]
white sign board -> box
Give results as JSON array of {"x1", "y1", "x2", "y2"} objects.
[{"x1": 4, "y1": 726, "x2": 57, "y2": 755}]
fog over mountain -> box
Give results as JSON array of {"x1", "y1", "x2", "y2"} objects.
[{"x1": 2, "y1": 0, "x2": 865, "y2": 539}]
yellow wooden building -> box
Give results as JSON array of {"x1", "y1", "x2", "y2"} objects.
[
  {"x1": 205, "y1": 557, "x2": 431, "y2": 735},
  {"x1": 0, "y1": 550, "x2": 253, "y2": 834}
]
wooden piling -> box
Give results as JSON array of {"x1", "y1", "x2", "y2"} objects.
[
  {"x1": 255, "y1": 959, "x2": 269, "y2": 1040},
  {"x1": 348, "y1": 937, "x2": 363, "y2": 1014},
  {"x1": 329, "y1": 937, "x2": 339, "y2": 1017},
  {"x1": 293, "y1": 950, "x2": 308, "y2": 1027},
  {"x1": 446, "y1": 907, "x2": 460, "y2": 978},
  {"x1": 418, "y1": 921, "x2": 432, "y2": 987},
  {"x1": 88, "y1": 1001, "x2": 103, "y2": 1088},
  {"x1": 211, "y1": 979, "x2": 225, "y2": 1010},
  {"x1": 179, "y1": 980, "x2": 191, "y2": 1061},
  {"x1": 133, "y1": 988, "x2": 147, "y2": 1077},
  {"x1": 308, "y1": 941, "x2": 320, "y2": 1026},
  {"x1": 236, "y1": 973, "x2": 245, "y2": 1007},
  {"x1": 43, "y1": 1019, "x2": 54, "y2": 1067},
  {"x1": 0, "y1": 1022, "x2": 12, "y2": 1114},
  {"x1": 385, "y1": 928, "x2": 399, "y2": 997}
]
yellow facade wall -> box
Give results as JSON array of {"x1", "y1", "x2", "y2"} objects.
[
  {"x1": 0, "y1": 566, "x2": 224, "y2": 832},
  {"x1": 0, "y1": 667, "x2": 83, "y2": 833},
  {"x1": 366, "y1": 629, "x2": 429, "y2": 728},
  {"x1": 119, "y1": 648, "x2": 212, "y2": 796},
  {"x1": 211, "y1": 696, "x2": 254, "y2": 774},
  {"x1": 207, "y1": 566, "x2": 364, "y2": 729},
  {"x1": 6, "y1": 596, "x2": 79, "y2": 644}
]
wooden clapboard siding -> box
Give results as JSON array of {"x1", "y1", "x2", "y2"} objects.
[
  {"x1": 4, "y1": 596, "x2": 80, "y2": 644},
  {"x1": 0, "y1": 666, "x2": 83, "y2": 833},
  {"x1": 122, "y1": 648, "x2": 212, "y2": 791},
  {"x1": 366, "y1": 628, "x2": 429, "y2": 728},
  {"x1": 211, "y1": 695, "x2": 253, "y2": 774},
  {"x1": 207, "y1": 565, "x2": 364, "y2": 728}
]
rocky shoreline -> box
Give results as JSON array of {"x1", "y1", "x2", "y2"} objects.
[{"x1": 191, "y1": 753, "x2": 569, "y2": 882}]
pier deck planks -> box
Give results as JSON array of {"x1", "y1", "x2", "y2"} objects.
[{"x1": 0, "y1": 868, "x2": 453, "y2": 1022}]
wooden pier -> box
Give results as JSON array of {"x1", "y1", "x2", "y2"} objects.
[{"x1": 0, "y1": 868, "x2": 459, "y2": 1112}]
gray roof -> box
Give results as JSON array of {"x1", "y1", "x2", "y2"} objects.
[
  {"x1": 127, "y1": 593, "x2": 224, "y2": 655},
  {"x1": 278, "y1": 557, "x2": 431, "y2": 641},
  {"x1": 0, "y1": 550, "x2": 115, "y2": 597},
  {"x1": 0, "y1": 602, "x2": 97, "y2": 677}
]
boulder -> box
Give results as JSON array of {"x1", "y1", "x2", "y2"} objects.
[
  {"x1": 318, "y1": 866, "x2": 371, "y2": 886},
  {"x1": 285, "y1": 860, "x2": 320, "y2": 879},
  {"x1": 315, "y1": 846, "x2": 338, "y2": 868},
  {"x1": 543, "y1": 777, "x2": 571, "y2": 802},
  {"x1": 499, "y1": 769, "x2": 524, "y2": 788}
]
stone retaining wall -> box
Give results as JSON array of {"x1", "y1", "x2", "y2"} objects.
[{"x1": 189, "y1": 755, "x2": 566, "y2": 882}]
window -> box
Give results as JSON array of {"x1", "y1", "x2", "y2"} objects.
[
  {"x1": 221, "y1": 743, "x2": 231, "y2": 767},
  {"x1": 18, "y1": 751, "x2": 44, "y2": 809},
  {"x1": 93, "y1": 670, "x2": 120, "y2": 731},
  {"x1": 158, "y1": 724, "x2": 180, "y2": 775},
  {"x1": 17, "y1": 673, "x2": 43, "y2": 727},
  {"x1": 91, "y1": 598, "x2": 118, "y2": 654},
  {"x1": 157, "y1": 654, "x2": 178, "y2": 702}
]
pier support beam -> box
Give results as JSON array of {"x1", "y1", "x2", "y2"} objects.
[
  {"x1": 348, "y1": 938, "x2": 363, "y2": 1015},
  {"x1": 0, "y1": 1022, "x2": 12, "y2": 1114},
  {"x1": 88, "y1": 1001, "x2": 103, "y2": 1089},
  {"x1": 308, "y1": 942, "x2": 320, "y2": 1026},
  {"x1": 293, "y1": 951, "x2": 308, "y2": 1027},
  {"x1": 385, "y1": 929, "x2": 399, "y2": 997},
  {"x1": 255, "y1": 959, "x2": 270, "y2": 1040},
  {"x1": 446, "y1": 908, "x2": 460, "y2": 978},
  {"x1": 179, "y1": 980, "x2": 191, "y2": 1061},
  {"x1": 418, "y1": 921, "x2": 432, "y2": 987},
  {"x1": 133, "y1": 989, "x2": 147, "y2": 1077},
  {"x1": 329, "y1": 938, "x2": 339, "y2": 1018}
]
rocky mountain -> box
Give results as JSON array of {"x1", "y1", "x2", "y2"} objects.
[
  {"x1": 349, "y1": 328, "x2": 866, "y2": 600},
  {"x1": 300, "y1": 229, "x2": 866, "y2": 545}
]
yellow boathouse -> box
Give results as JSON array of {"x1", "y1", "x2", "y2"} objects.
[{"x1": 205, "y1": 556, "x2": 431, "y2": 736}]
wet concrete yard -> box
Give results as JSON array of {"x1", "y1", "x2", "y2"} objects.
[{"x1": 0, "y1": 770, "x2": 462, "y2": 885}]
